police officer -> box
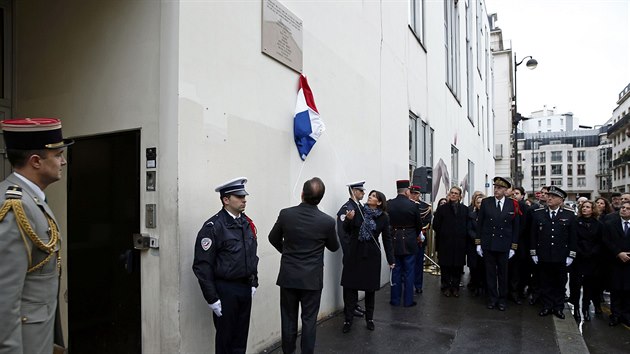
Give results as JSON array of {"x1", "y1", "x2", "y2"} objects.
[
  {"x1": 476, "y1": 177, "x2": 520, "y2": 311},
  {"x1": 192, "y1": 177, "x2": 259, "y2": 354},
  {"x1": 0, "y1": 118, "x2": 74, "y2": 353},
  {"x1": 388, "y1": 180, "x2": 422, "y2": 307},
  {"x1": 530, "y1": 186, "x2": 577, "y2": 319},
  {"x1": 409, "y1": 185, "x2": 432, "y2": 294},
  {"x1": 336, "y1": 181, "x2": 367, "y2": 319}
]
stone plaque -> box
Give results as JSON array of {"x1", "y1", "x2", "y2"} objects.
[{"x1": 262, "y1": 0, "x2": 303, "y2": 73}]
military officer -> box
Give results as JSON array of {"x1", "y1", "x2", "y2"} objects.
[
  {"x1": 0, "y1": 118, "x2": 74, "y2": 354},
  {"x1": 530, "y1": 186, "x2": 577, "y2": 319},
  {"x1": 336, "y1": 180, "x2": 367, "y2": 318},
  {"x1": 409, "y1": 185, "x2": 432, "y2": 294},
  {"x1": 192, "y1": 177, "x2": 259, "y2": 354},
  {"x1": 476, "y1": 177, "x2": 520, "y2": 311},
  {"x1": 388, "y1": 180, "x2": 422, "y2": 307}
]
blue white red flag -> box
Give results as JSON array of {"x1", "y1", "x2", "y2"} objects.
[{"x1": 294, "y1": 75, "x2": 325, "y2": 160}]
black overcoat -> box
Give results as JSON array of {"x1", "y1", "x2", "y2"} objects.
[
  {"x1": 432, "y1": 202, "x2": 469, "y2": 267},
  {"x1": 603, "y1": 214, "x2": 630, "y2": 291},
  {"x1": 340, "y1": 207, "x2": 394, "y2": 291},
  {"x1": 572, "y1": 216, "x2": 603, "y2": 276}
]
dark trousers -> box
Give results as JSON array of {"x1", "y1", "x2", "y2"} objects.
[
  {"x1": 391, "y1": 254, "x2": 415, "y2": 306},
  {"x1": 280, "y1": 287, "x2": 322, "y2": 354},
  {"x1": 610, "y1": 289, "x2": 630, "y2": 323},
  {"x1": 213, "y1": 280, "x2": 252, "y2": 354},
  {"x1": 440, "y1": 265, "x2": 463, "y2": 290},
  {"x1": 414, "y1": 245, "x2": 426, "y2": 290},
  {"x1": 344, "y1": 289, "x2": 375, "y2": 322},
  {"x1": 538, "y1": 262, "x2": 567, "y2": 311},
  {"x1": 569, "y1": 271, "x2": 598, "y2": 311},
  {"x1": 508, "y1": 256, "x2": 520, "y2": 296},
  {"x1": 484, "y1": 251, "x2": 509, "y2": 305}
]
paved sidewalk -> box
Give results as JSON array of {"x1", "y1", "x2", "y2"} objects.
[{"x1": 262, "y1": 272, "x2": 590, "y2": 354}]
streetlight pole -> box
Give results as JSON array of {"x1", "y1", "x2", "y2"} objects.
[{"x1": 512, "y1": 53, "x2": 538, "y2": 187}]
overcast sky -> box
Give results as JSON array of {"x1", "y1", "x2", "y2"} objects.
[{"x1": 485, "y1": 0, "x2": 630, "y2": 128}]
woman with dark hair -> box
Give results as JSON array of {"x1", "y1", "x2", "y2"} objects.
[
  {"x1": 437, "y1": 197, "x2": 448, "y2": 207},
  {"x1": 595, "y1": 197, "x2": 614, "y2": 219},
  {"x1": 340, "y1": 190, "x2": 395, "y2": 333},
  {"x1": 467, "y1": 194, "x2": 485, "y2": 296},
  {"x1": 568, "y1": 201, "x2": 603, "y2": 321}
]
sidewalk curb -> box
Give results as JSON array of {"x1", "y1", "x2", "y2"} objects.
[{"x1": 554, "y1": 306, "x2": 589, "y2": 354}]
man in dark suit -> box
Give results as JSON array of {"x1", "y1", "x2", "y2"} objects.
[
  {"x1": 530, "y1": 186, "x2": 577, "y2": 319},
  {"x1": 388, "y1": 179, "x2": 422, "y2": 307},
  {"x1": 603, "y1": 200, "x2": 630, "y2": 326},
  {"x1": 268, "y1": 177, "x2": 339, "y2": 354},
  {"x1": 476, "y1": 176, "x2": 520, "y2": 311}
]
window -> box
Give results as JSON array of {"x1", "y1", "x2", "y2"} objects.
[
  {"x1": 551, "y1": 178, "x2": 562, "y2": 186},
  {"x1": 577, "y1": 164, "x2": 586, "y2": 175},
  {"x1": 409, "y1": 0, "x2": 425, "y2": 43},
  {"x1": 539, "y1": 165, "x2": 546, "y2": 176},
  {"x1": 551, "y1": 151, "x2": 562, "y2": 162},
  {"x1": 532, "y1": 152, "x2": 539, "y2": 163},
  {"x1": 567, "y1": 151, "x2": 572, "y2": 162},
  {"x1": 567, "y1": 164, "x2": 573, "y2": 176},
  {"x1": 445, "y1": 0, "x2": 460, "y2": 98},
  {"x1": 466, "y1": 1, "x2": 474, "y2": 123},
  {"x1": 451, "y1": 145, "x2": 459, "y2": 187},
  {"x1": 532, "y1": 165, "x2": 539, "y2": 176},
  {"x1": 539, "y1": 152, "x2": 546, "y2": 163},
  {"x1": 538, "y1": 120, "x2": 541, "y2": 127},
  {"x1": 567, "y1": 178, "x2": 573, "y2": 187},
  {"x1": 551, "y1": 165, "x2": 562, "y2": 175},
  {"x1": 550, "y1": 140, "x2": 562, "y2": 145},
  {"x1": 577, "y1": 177, "x2": 586, "y2": 187},
  {"x1": 577, "y1": 150, "x2": 585, "y2": 161},
  {"x1": 547, "y1": 119, "x2": 551, "y2": 126},
  {"x1": 468, "y1": 160, "x2": 475, "y2": 203},
  {"x1": 576, "y1": 139, "x2": 584, "y2": 147}
]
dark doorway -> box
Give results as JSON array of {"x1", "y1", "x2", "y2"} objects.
[{"x1": 67, "y1": 130, "x2": 141, "y2": 353}]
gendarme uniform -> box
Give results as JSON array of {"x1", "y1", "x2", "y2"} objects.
[
  {"x1": 530, "y1": 186, "x2": 577, "y2": 316},
  {"x1": 192, "y1": 177, "x2": 259, "y2": 354},
  {"x1": 0, "y1": 118, "x2": 74, "y2": 354}
]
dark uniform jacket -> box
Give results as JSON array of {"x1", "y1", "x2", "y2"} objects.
[
  {"x1": 193, "y1": 208, "x2": 259, "y2": 304},
  {"x1": 572, "y1": 216, "x2": 603, "y2": 276},
  {"x1": 476, "y1": 197, "x2": 520, "y2": 252},
  {"x1": 530, "y1": 206, "x2": 577, "y2": 263},
  {"x1": 340, "y1": 206, "x2": 394, "y2": 291},
  {"x1": 336, "y1": 199, "x2": 361, "y2": 255},
  {"x1": 268, "y1": 203, "x2": 339, "y2": 290},
  {"x1": 467, "y1": 207, "x2": 480, "y2": 267},
  {"x1": 603, "y1": 214, "x2": 630, "y2": 290},
  {"x1": 387, "y1": 194, "x2": 422, "y2": 256},
  {"x1": 433, "y1": 202, "x2": 469, "y2": 266}
]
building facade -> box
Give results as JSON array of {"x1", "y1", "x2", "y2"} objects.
[
  {"x1": 608, "y1": 82, "x2": 630, "y2": 192},
  {"x1": 520, "y1": 107, "x2": 575, "y2": 133},
  {"x1": 0, "y1": 0, "x2": 496, "y2": 352}
]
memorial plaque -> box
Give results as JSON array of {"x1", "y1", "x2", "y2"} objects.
[{"x1": 262, "y1": 0, "x2": 303, "y2": 73}]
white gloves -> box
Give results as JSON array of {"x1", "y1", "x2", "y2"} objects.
[
  {"x1": 509, "y1": 250, "x2": 515, "y2": 259},
  {"x1": 476, "y1": 245, "x2": 483, "y2": 257},
  {"x1": 566, "y1": 257, "x2": 574, "y2": 267},
  {"x1": 209, "y1": 300, "x2": 222, "y2": 317},
  {"x1": 420, "y1": 233, "x2": 426, "y2": 242},
  {"x1": 251, "y1": 287, "x2": 257, "y2": 297},
  {"x1": 532, "y1": 255, "x2": 538, "y2": 264}
]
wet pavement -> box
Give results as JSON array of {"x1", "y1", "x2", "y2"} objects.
[{"x1": 262, "y1": 271, "x2": 630, "y2": 353}]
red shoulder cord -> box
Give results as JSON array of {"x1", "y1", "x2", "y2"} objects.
[
  {"x1": 244, "y1": 215, "x2": 257, "y2": 239},
  {"x1": 512, "y1": 199, "x2": 522, "y2": 218}
]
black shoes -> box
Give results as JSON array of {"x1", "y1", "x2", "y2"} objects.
[
  {"x1": 342, "y1": 322, "x2": 352, "y2": 333},
  {"x1": 553, "y1": 310, "x2": 565, "y2": 319},
  {"x1": 442, "y1": 289, "x2": 451, "y2": 297},
  {"x1": 415, "y1": 288, "x2": 423, "y2": 294},
  {"x1": 366, "y1": 320, "x2": 375, "y2": 331},
  {"x1": 497, "y1": 303, "x2": 506, "y2": 311},
  {"x1": 539, "y1": 308, "x2": 551, "y2": 317},
  {"x1": 487, "y1": 303, "x2": 495, "y2": 310}
]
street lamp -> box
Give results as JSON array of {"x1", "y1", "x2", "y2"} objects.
[{"x1": 512, "y1": 54, "x2": 538, "y2": 187}]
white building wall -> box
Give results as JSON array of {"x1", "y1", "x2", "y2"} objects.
[
  {"x1": 610, "y1": 83, "x2": 630, "y2": 192},
  {"x1": 491, "y1": 46, "x2": 512, "y2": 179},
  {"x1": 521, "y1": 108, "x2": 574, "y2": 133}
]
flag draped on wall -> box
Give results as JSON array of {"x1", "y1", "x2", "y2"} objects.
[{"x1": 293, "y1": 75, "x2": 325, "y2": 160}]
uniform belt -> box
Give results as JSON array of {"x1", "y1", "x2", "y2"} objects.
[
  {"x1": 392, "y1": 225, "x2": 415, "y2": 230},
  {"x1": 218, "y1": 277, "x2": 251, "y2": 285}
]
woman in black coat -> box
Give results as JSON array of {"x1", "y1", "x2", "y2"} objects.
[
  {"x1": 340, "y1": 190, "x2": 394, "y2": 332},
  {"x1": 568, "y1": 201, "x2": 603, "y2": 321},
  {"x1": 467, "y1": 194, "x2": 485, "y2": 296},
  {"x1": 432, "y1": 186, "x2": 470, "y2": 297}
]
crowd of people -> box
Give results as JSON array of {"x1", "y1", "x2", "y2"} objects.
[{"x1": 191, "y1": 175, "x2": 630, "y2": 354}]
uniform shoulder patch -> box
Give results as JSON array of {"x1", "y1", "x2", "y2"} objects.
[
  {"x1": 5, "y1": 185, "x2": 23, "y2": 199},
  {"x1": 533, "y1": 207, "x2": 545, "y2": 211},
  {"x1": 200, "y1": 237, "x2": 212, "y2": 251}
]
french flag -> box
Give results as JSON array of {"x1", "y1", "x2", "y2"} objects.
[{"x1": 294, "y1": 75, "x2": 325, "y2": 161}]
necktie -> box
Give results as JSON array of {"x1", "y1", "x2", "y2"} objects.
[
  {"x1": 624, "y1": 221, "x2": 629, "y2": 235},
  {"x1": 496, "y1": 200, "x2": 501, "y2": 211},
  {"x1": 551, "y1": 211, "x2": 556, "y2": 219}
]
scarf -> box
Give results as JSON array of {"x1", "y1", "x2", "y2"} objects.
[{"x1": 358, "y1": 206, "x2": 382, "y2": 242}]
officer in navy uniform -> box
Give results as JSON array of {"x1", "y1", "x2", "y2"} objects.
[
  {"x1": 388, "y1": 180, "x2": 422, "y2": 307},
  {"x1": 409, "y1": 185, "x2": 432, "y2": 294},
  {"x1": 530, "y1": 186, "x2": 577, "y2": 319},
  {"x1": 336, "y1": 180, "x2": 367, "y2": 318},
  {"x1": 0, "y1": 118, "x2": 73, "y2": 354},
  {"x1": 192, "y1": 177, "x2": 259, "y2": 354},
  {"x1": 475, "y1": 177, "x2": 520, "y2": 311}
]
